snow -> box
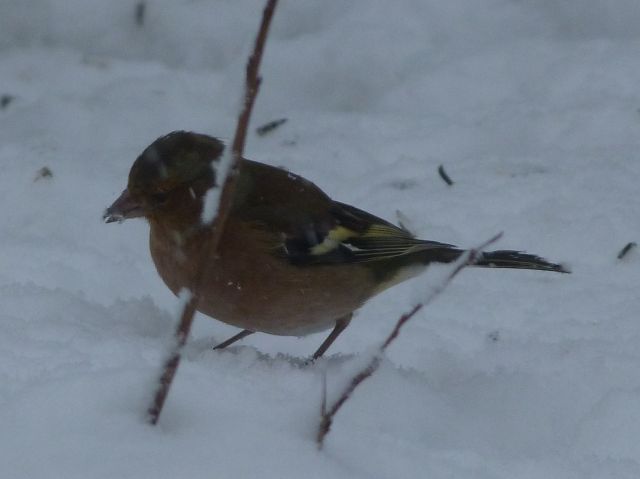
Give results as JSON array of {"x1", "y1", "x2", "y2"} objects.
[
  {"x1": 201, "y1": 147, "x2": 233, "y2": 224},
  {"x1": 1, "y1": 0, "x2": 639, "y2": 477}
]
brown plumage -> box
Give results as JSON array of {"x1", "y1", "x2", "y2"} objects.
[{"x1": 105, "y1": 131, "x2": 569, "y2": 358}]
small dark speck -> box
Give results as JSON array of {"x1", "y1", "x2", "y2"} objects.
[
  {"x1": 135, "y1": 1, "x2": 146, "y2": 27},
  {"x1": 256, "y1": 118, "x2": 288, "y2": 136},
  {"x1": 438, "y1": 164, "x2": 454, "y2": 186},
  {"x1": 1, "y1": 94, "x2": 15, "y2": 109},
  {"x1": 487, "y1": 330, "x2": 500, "y2": 342},
  {"x1": 389, "y1": 179, "x2": 418, "y2": 190},
  {"x1": 507, "y1": 164, "x2": 548, "y2": 178},
  {"x1": 34, "y1": 166, "x2": 53, "y2": 182},
  {"x1": 617, "y1": 242, "x2": 637, "y2": 260}
]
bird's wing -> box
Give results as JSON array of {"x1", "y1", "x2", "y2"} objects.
[
  {"x1": 281, "y1": 202, "x2": 454, "y2": 265},
  {"x1": 234, "y1": 160, "x2": 453, "y2": 266}
]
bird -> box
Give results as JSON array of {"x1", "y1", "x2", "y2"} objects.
[{"x1": 104, "y1": 131, "x2": 568, "y2": 359}]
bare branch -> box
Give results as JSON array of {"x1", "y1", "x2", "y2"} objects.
[
  {"x1": 147, "y1": 0, "x2": 279, "y2": 426},
  {"x1": 317, "y1": 232, "x2": 503, "y2": 448}
]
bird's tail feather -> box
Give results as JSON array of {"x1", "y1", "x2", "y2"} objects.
[
  {"x1": 475, "y1": 249, "x2": 569, "y2": 273},
  {"x1": 418, "y1": 246, "x2": 569, "y2": 273}
]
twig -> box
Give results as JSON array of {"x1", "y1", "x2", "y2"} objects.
[
  {"x1": 147, "y1": 0, "x2": 279, "y2": 426},
  {"x1": 438, "y1": 164, "x2": 454, "y2": 186},
  {"x1": 256, "y1": 118, "x2": 288, "y2": 136},
  {"x1": 316, "y1": 232, "x2": 503, "y2": 448},
  {"x1": 617, "y1": 242, "x2": 636, "y2": 260}
]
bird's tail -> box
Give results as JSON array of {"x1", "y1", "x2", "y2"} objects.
[
  {"x1": 418, "y1": 244, "x2": 570, "y2": 273},
  {"x1": 328, "y1": 203, "x2": 569, "y2": 273},
  {"x1": 475, "y1": 249, "x2": 569, "y2": 272}
]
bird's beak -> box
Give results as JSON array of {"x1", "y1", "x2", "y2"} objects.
[{"x1": 103, "y1": 188, "x2": 144, "y2": 223}]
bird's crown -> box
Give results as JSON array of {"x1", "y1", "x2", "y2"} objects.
[{"x1": 128, "y1": 131, "x2": 223, "y2": 196}]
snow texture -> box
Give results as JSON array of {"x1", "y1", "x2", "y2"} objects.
[{"x1": 1, "y1": 1, "x2": 639, "y2": 477}]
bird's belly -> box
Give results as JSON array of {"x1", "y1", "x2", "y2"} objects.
[
  {"x1": 150, "y1": 223, "x2": 373, "y2": 337},
  {"x1": 195, "y1": 256, "x2": 368, "y2": 336}
]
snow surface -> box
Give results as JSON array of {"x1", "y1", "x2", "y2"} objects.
[{"x1": 1, "y1": 1, "x2": 640, "y2": 477}]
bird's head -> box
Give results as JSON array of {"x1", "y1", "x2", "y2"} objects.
[{"x1": 104, "y1": 131, "x2": 224, "y2": 226}]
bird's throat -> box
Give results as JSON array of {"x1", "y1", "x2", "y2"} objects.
[{"x1": 148, "y1": 219, "x2": 211, "y2": 294}]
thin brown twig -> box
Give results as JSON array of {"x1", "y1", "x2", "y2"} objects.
[
  {"x1": 147, "y1": 0, "x2": 279, "y2": 425},
  {"x1": 316, "y1": 232, "x2": 503, "y2": 448}
]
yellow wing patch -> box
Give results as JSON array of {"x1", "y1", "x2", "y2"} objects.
[
  {"x1": 310, "y1": 226, "x2": 357, "y2": 255},
  {"x1": 283, "y1": 201, "x2": 454, "y2": 266},
  {"x1": 308, "y1": 222, "x2": 427, "y2": 261}
]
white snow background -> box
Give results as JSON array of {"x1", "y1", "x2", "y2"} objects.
[{"x1": 1, "y1": 1, "x2": 640, "y2": 477}]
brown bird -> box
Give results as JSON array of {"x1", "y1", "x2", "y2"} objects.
[{"x1": 104, "y1": 131, "x2": 568, "y2": 359}]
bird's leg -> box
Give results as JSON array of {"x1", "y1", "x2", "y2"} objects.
[
  {"x1": 212, "y1": 329, "x2": 255, "y2": 350},
  {"x1": 311, "y1": 314, "x2": 353, "y2": 360}
]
